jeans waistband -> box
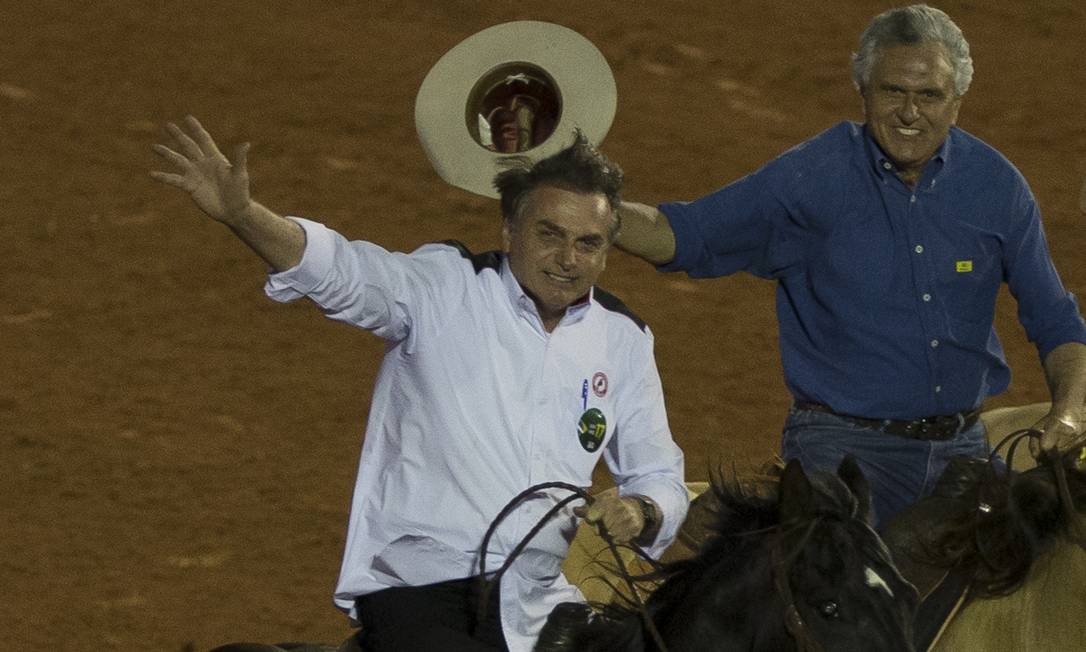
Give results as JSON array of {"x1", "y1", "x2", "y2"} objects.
[{"x1": 793, "y1": 401, "x2": 980, "y2": 441}]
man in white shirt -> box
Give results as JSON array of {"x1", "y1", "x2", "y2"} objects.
[{"x1": 152, "y1": 116, "x2": 688, "y2": 652}]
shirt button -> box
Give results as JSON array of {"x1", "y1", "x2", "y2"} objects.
[
  {"x1": 935, "y1": 385, "x2": 942, "y2": 393},
  {"x1": 930, "y1": 339, "x2": 939, "y2": 348},
  {"x1": 922, "y1": 293, "x2": 932, "y2": 302},
  {"x1": 914, "y1": 245, "x2": 924, "y2": 254},
  {"x1": 910, "y1": 195, "x2": 917, "y2": 204},
  {"x1": 882, "y1": 161, "x2": 893, "y2": 170}
]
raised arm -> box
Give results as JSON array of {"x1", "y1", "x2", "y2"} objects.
[
  {"x1": 151, "y1": 116, "x2": 304, "y2": 272},
  {"x1": 615, "y1": 201, "x2": 677, "y2": 266}
]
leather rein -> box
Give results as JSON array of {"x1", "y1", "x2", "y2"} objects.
[
  {"x1": 985, "y1": 428, "x2": 1086, "y2": 550},
  {"x1": 771, "y1": 518, "x2": 827, "y2": 652},
  {"x1": 477, "y1": 481, "x2": 670, "y2": 651}
]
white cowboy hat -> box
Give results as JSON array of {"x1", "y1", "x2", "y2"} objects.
[{"x1": 415, "y1": 21, "x2": 617, "y2": 199}]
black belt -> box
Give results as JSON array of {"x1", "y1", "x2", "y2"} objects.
[{"x1": 793, "y1": 401, "x2": 980, "y2": 441}]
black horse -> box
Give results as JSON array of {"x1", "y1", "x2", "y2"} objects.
[{"x1": 535, "y1": 457, "x2": 918, "y2": 652}]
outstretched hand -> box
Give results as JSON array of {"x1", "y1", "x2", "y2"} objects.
[{"x1": 151, "y1": 116, "x2": 252, "y2": 224}]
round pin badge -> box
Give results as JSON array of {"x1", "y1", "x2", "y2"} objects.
[
  {"x1": 577, "y1": 408, "x2": 607, "y2": 452},
  {"x1": 592, "y1": 371, "x2": 608, "y2": 398}
]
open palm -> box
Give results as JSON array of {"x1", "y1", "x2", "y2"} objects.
[{"x1": 151, "y1": 116, "x2": 251, "y2": 223}]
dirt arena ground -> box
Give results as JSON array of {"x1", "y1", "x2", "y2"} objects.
[{"x1": 3, "y1": 1, "x2": 1085, "y2": 649}]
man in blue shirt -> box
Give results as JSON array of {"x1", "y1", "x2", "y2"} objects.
[{"x1": 616, "y1": 4, "x2": 1086, "y2": 527}]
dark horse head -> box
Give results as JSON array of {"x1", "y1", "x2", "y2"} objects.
[{"x1": 536, "y1": 457, "x2": 918, "y2": 651}]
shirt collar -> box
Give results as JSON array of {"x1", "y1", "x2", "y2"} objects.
[
  {"x1": 499, "y1": 255, "x2": 594, "y2": 327},
  {"x1": 862, "y1": 123, "x2": 952, "y2": 184}
]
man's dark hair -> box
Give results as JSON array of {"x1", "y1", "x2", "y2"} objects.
[{"x1": 493, "y1": 130, "x2": 624, "y2": 238}]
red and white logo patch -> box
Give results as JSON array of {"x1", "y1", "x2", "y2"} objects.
[{"x1": 592, "y1": 372, "x2": 608, "y2": 398}]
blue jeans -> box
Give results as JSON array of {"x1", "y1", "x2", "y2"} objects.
[{"x1": 780, "y1": 405, "x2": 994, "y2": 530}]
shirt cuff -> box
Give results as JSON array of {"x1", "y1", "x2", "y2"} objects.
[
  {"x1": 264, "y1": 217, "x2": 336, "y2": 301},
  {"x1": 655, "y1": 201, "x2": 695, "y2": 274},
  {"x1": 620, "y1": 481, "x2": 689, "y2": 558}
]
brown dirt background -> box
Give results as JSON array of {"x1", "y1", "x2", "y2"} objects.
[{"x1": 3, "y1": 1, "x2": 1084, "y2": 649}]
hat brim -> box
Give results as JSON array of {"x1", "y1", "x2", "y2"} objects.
[{"x1": 415, "y1": 21, "x2": 617, "y2": 199}]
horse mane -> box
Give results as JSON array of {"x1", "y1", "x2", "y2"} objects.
[
  {"x1": 651, "y1": 461, "x2": 865, "y2": 592},
  {"x1": 886, "y1": 446, "x2": 1086, "y2": 598}
]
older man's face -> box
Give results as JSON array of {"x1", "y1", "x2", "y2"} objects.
[
  {"x1": 862, "y1": 42, "x2": 962, "y2": 185},
  {"x1": 503, "y1": 185, "x2": 613, "y2": 330}
]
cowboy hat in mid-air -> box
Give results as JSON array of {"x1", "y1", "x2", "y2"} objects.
[{"x1": 414, "y1": 20, "x2": 617, "y2": 198}]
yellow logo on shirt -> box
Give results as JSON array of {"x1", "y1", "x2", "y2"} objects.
[{"x1": 955, "y1": 260, "x2": 973, "y2": 272}]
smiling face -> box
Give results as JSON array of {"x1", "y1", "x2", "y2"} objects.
[
  {"x1": 502, "y1": 184, "x2": 614, "y2": 331},
  {"x1": 862, "y1": 42, "x2": 962, "y2": 186}
]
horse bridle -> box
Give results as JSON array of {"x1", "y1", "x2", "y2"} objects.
[{"x1": 771, "y1": 518, "x2": 827, "y2": 652}]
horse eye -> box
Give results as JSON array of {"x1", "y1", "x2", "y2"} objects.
[{"x1": 818, "y1": 601, "x2": 839, "y2": 619}]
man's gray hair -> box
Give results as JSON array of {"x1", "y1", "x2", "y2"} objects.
[{"x1": 851, "y1": 4, "x2": 973, "y2": 97}]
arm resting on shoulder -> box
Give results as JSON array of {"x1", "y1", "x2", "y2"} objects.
[{"x1": 615, "y1": 201, "x2": 676, "y2": 266}]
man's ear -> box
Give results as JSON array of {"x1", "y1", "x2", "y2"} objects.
[{"x1": 501, "y1": 219, "x2": 513, "y2": 252}]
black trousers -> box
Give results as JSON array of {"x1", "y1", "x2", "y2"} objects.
[{"x1": 355, "y1": 577, "x2": 509, "y2": 651}]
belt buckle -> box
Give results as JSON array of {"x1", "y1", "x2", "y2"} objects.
[{"x1": 915, "y1": 418, "x2": 934, "y2": 439}]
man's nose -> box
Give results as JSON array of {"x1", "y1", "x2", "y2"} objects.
[
  {"x1": 555, "y1": 243, "x2": 576, "y2": 268},
  {"x1": 898, "y1": 94, "x2": 920, "y2": 122}
]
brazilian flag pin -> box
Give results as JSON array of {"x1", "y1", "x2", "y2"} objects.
[{"x1": 577, "y1": 408, "x2": 607, "y2": 452}]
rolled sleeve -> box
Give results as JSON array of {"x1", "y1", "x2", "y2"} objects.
[
  {"x1": 656, "y1": 162, "x2": 798, "y2": 281},
  {"x1": 1003, "y1": 190, "x2": 1086, "y2": 359},
  {"x1": 264, "y1": 217, "x2": 337, "y2": 302}
]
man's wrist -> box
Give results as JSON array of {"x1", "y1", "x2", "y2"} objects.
[
  {"x1": 631, "y1": 495, "x2": 660, "y2": 542},
  {"x1": 222, "y1": 199, "x2": 257, "y2": 227}
]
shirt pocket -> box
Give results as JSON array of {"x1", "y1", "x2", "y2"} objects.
[{"x1": 932, "y1": 227, "x2": 1002, "y2": 325}]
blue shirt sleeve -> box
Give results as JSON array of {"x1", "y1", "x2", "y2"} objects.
[
  {"x1": 657, "y1": 143, "x2": 822, "y2": 281},
  {"x1": 1002, "y1": 176, "x2": 1086, "y2": 359}
]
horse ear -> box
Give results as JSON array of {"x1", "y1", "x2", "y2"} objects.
[
  {"x1": 779, "y1": 459, "x2": 813, "y2": 523},
  {"x1": 837, "y1": 455, "x2": 874, "y2": 525}
]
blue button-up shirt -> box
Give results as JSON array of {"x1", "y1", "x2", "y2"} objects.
[{"x1": 660, "y1": 121, "x2": 1086, "y2": 420}]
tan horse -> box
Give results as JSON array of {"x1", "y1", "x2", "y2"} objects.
[{"x1": 562, "y1": 403, "x2": 1086, "y2": 651}]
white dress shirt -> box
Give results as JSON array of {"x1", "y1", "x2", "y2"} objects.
[{"x1": 265, "y1": 217, "x2": 687, "y2": 651}]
